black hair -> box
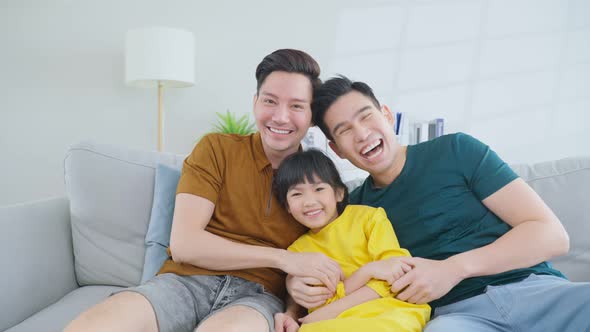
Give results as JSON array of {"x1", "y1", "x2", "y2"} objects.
[
  {"x1": 255, "y1": 49, "x2": 322, "y2": 93},
  {"x1": 312, "y1": 75, "x2": 380, "y2": 141},
  {"x1": 273, "y1": 149, "x2": 349, "y2": 215}
]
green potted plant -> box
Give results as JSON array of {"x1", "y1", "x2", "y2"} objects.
[{"x1": 211, "y1": 110, "x2": 256, "y2": 135}]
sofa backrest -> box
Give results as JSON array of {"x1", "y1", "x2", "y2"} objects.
[
  {"x1": 64, "y1": 141, "x2": 184, "y2": 287},
  {"x1": 64, "y1": 140, "x2": 589, "y2": 287},
  {"x1": 511, "y1": 156, "x2": 590, "y2": 282}
]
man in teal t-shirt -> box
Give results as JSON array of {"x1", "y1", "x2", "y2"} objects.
[
  {"x1": 285, "y1": 75, "x2": 590, "y2": 331},
  {"x1": 349, "y1": 132, "x2": 565, "y2": 309}
]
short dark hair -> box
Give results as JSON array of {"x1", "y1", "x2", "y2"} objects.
[
  {"x1": 255, "y1": 49, "x2": 321, "y2": 93},
  {"x1": 312, "y1": 75, "x2": 380, "y2": 141},
  {"x1": 273, "y1": 149, "x2": 349, "y2": 215}
]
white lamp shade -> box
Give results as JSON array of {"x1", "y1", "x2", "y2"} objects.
[{"x1": 125, "y1": 27, "x2": 195, "y2": 88}]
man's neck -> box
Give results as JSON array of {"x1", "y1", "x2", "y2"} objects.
[
  {"x1": 264, "y1": 146, "x2": 300, "y2": 169},
  {"x1": 372, "y1": 145, "x2": 407, "y2": 188}
]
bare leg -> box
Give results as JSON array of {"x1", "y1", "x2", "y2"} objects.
[
  {"x1": 195, "y1": 305, "x2": 269, "y2": 332},
  {"x1": 64, "y1": 291, "x2": 158, "y2": 332}
]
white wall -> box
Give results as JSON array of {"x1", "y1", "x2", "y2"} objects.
[{"x1": 1, "y1": 0, "x2": 589, "y2": 205}]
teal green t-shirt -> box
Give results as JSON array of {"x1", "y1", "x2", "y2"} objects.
[{"x1": 350, "y1": 132, "x2": 565, "y2": 309}]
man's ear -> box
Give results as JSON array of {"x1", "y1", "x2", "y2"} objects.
[
  {"x1": 381, "y1": 105, "x2": 395, "y2": 126},
  {"x1": 328, "y1": 141, "x2": 344, "y2": 159},
  {"x1": 252, "y1": 93, "x2": 258, "y2": 112}
]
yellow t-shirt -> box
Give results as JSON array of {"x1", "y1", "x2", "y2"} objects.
[{"x1": 288, "y1": 205, "x2": 430, "y2": 332}]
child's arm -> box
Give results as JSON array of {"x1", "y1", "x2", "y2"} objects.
[
  {"x1": 298, "y1": 257, "x2": 412, "y2": 325},
  {"x1": 299, "y1": 286, "x2": 380, "y2": 324},
  {"x1": 343, "y1": 257, "x2": 412, "y2": 294}
]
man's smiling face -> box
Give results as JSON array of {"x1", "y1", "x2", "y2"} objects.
[
  {"x1": 324, "y1": 90, "x2": 400, "y2": 182},
  {"x1": 253, "y1": 71, "x2": 312, "y2": 160}
]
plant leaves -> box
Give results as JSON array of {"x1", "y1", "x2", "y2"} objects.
[{"x1": 211, "y1": 110, "x2": 256, "y2": 135}]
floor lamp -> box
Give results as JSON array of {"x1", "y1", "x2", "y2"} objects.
[{"x1": 125, "y1": 27, "x2": 195, "y2": 151}]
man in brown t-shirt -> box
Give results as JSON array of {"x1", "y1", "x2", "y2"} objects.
[{"x1": 66, "y1": 49, "x2": 343, "y2": 332}]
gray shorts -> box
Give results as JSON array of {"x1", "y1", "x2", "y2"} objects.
[{"x1": 115, "y1": 273, "x2": 284, "y2": 332}]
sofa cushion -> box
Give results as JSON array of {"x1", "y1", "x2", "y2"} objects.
[
  {"x1": 4, "y1": 285, "x2": 123, "y2": 332},
  {"x1": 64, "y1": 141, "x2": 184, "y2": 287},
  {"x1": 141, "y1": 163, "x2": 182, "y2": 283},
  {"x1": 511, "y1": 156, "x2": 590, "y2": 282}
]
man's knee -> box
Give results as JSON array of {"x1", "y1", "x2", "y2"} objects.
[
  {"x1": 64, "y1": 291, "x2": 157, "y2": 332},
  {"x1": 196, "y1": 305, "x2": 269, "y2": 332}
]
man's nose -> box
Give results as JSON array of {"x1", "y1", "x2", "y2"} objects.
[
  {"x1": 353, "y1": 124, "x2": 370, "y2": 143},
  {"x1": 271, "y1": 104, "x2": 289, "y2": 124}
]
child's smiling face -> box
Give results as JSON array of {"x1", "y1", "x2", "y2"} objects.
[{"x1": 286, "y1": 176, "x2": 344, "y2": 233}]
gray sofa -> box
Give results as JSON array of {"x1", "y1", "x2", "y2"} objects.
[{"x1": 1, "y1": 141, "x2": 589, "y2": 331}]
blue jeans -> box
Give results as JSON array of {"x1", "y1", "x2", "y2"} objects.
[{"x1": 425, "y1": 274, "x2": 590, "y2": 331}]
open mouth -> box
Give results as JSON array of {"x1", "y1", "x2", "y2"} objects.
[
  {"x1": 361, "y1": 139, "x2": 383, "y2": 159},
  {"x1": 304, "y1": 209, "x2": 322, "y2": 217},
  {"x1": 268, "y1": 127, "x2": 293, "y2": 135}
]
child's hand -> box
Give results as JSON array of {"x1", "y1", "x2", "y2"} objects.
[
  {"x1": 366, "y1": 257, "x2": 413, "y2": 284},
  {"x1": 298, "y1": 309, "x2": 323, "y2": 325},
  {"x1": 274, "y1": 312, "x2": 300, "y2": 332}
]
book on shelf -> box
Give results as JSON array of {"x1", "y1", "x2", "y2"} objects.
[{"x1": 397, "y1": 116, "x2": 445, "y2": 145}]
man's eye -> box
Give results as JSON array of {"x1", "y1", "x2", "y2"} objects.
[
  {"x1": 264, "y1": 99, "x2": 276, "y2": 105},
  {"x1": 362, "y1": 113, "x2": 372, "y2": 120},
  {"x1": 338, "y1": 128, "x2": 351, "y2": 136}
]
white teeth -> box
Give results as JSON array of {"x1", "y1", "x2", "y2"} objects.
[
  {"x1": 361, "y1": 140, "x2": 381, "y2": 155},
  {"x1": 269, "y1": 127, "x2": 291, "y2": 134},
  {"x1": 304, "y1": 209, "x2": 322, "y2": 216}
]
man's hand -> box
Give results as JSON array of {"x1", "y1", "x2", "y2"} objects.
[
  {"x1": 390, "y1": 257, "x2": 465, "y2": 304},
  {"x1": 365, "y1": 257, "x2": 413, "y2": 284},
  {"x1": 274, "y1": 312, "x2": 300, "y2": 332},
  {"x1": 286, "y1": 275, "x2": 333, "y2": 309},
  {"x1": 280, "y1": 252, "x2": 344, "y2": 293}
]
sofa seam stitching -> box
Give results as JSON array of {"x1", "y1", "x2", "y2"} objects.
[{"x1": 523, "y1": 167, "x2": 590, "y2": 183}]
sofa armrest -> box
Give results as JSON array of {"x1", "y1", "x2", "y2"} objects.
[{"x1": 0, "y1": 197, "x2": 78, "y2": 331}]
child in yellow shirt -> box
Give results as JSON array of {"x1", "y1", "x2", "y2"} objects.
[{"x1": 272, "y1": 149, "x2": 430, "y2": 332}]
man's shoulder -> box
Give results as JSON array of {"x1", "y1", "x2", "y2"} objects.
[
  {"x1": 192, "y1": 133, "x2": 257, "y2": 156},
  {"x1": 410, "y1": 132, "x2": 483, "y2": 164},
  {"x1": 201, "y1": 132, "x2": 256, "y2": 146},
  {"x1": 412, "y1": 132, "x2": 464, "y2": 151}
]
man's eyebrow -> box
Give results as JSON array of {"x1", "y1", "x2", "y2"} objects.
[
  {"x1": 331, "y1": 106, "x2": 372, "y2": 136},
  {"x1": 259, "y1": 92, "x2": 278, "y2": 99},
  {"x1": 259, "y1": 92, "x2": 309, "y2": 103}
]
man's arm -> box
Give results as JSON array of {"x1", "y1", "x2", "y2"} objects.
[
  {"x1": 169, "y1": 193, "x2": 343, "y2": 290},
  {"x1": 452, "y1": 178, "x2": 569, "y2": 276},
  {"x1": 392, "y1": 178, "x2": 570, "y2": 304}
]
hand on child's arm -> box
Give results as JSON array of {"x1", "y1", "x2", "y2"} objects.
[
  {"x1": 366, "y1": 257, "x2": 413, "y2": 284},
  {"x1": 391, "y1": 256, "x2": 464, "y2": 304},
  {"x1": 280, "y1": 252, "x2": 344, "y2": 293},
  {"x1": 287, "y1": 275, "x2": 334, "y2": 309}
]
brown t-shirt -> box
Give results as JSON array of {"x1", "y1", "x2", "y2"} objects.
[{"x1": 158, "y1": 132, "x2": 307, "y2": 299}]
